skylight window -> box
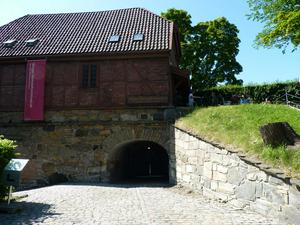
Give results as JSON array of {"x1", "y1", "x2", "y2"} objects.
[
  {"x1": 108, "y1": 35, "x2": 120, "y2": 43},
  {"x1": 3, "y1": 39, "x2": 17, "y2": 48},
  {"x1": 25, "y1": 39, "x2": 39, "y2": 47},
  {"x1": 133, "y1": 34, "x2": 144, "y2": 41}
]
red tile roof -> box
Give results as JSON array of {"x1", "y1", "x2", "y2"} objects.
[{"x1": 0, "y1": 8, "x2": 173, "y2": 58}]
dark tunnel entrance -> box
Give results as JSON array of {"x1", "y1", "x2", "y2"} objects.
[{"x1": 109, "y1": 141, "x2": 169, "y2": 183}]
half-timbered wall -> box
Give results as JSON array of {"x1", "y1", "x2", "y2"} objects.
[{"x1": 0, "y1": 57, "x2": 171, "y2": 111}]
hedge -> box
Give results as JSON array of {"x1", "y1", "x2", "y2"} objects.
[
  {"x1": 195, "y1": 81, "x2": 300, "y2": 106},
  {"x1": 0, "y1": 135, "x2": 16, "y2": 199}
]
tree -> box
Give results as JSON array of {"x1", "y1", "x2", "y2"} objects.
[
  {"x1": 161, "y1": 8, "x2": 192, "y2": 43},
  {"x1": 161, "y1": 9, "x2": 243, "y2": 91},
  {"x1": 247, "y1": 0, "x2": 300, "y2": 51}
]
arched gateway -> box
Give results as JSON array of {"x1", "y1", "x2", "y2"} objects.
[
  {"x1": 108, "y1": 140, "x2": 169, "y2": 182},
  {"x1": 102, "y1": 125, "x2": 175, "y2": 184}
]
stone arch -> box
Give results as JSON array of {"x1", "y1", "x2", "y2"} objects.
[
  {"x1": 102, "y1": 125, "x2": 172, "y2": 182},
  {"x1": 103, "y1": 125, "x2": 170, "y2": 151}
]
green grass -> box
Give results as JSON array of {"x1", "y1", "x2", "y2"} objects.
[{"x1": 177, "y1": 104, "x2": 300, "y2": 177}]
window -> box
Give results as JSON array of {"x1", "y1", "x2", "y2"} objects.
[
  {"x1": 133, "y1": 34, "x2": 144, "y2": 41},
  {"x1": 82, "y1": 64, "x2": 97, "y2": 88},
  {"x1": 3, "y1": 39, "x2": 17, "y2": 48},
  {"x1": 108, "y1": 35, "x2": 120, "y2": 43},
  {"x1": 25, "y1": 39, "x2": 39, "y2": 47}
]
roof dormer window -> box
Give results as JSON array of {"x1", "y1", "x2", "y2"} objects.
[
  {"x1": 25, "y1": 39, "x2": 39, "y2": 47},
  {"x1": 133, "y1": 34, "x2": 144, "y2": 41},
  {"x1": 3, "y1": 39, "x2": 17, "y2": 48},
  {"x1": 108, "y1": 35, "x2": 120, "y2": 43}
]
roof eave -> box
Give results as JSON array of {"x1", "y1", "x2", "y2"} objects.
[{"x1": 0, "y1": 49, "x2": 171, "y2": 62}]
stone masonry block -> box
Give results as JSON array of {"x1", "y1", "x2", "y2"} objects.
[
  {"x1": 182, "y1": 174, "x2": 191, "y2": 183},
  {"x1": 183, "y1": 143, "x2": 191, "y2": 151},
  {"x1": 269, "y1": 176, "x2": 284, "y2": 185},
  {"x1": 256, "y1": 171, "x2": 268, "y2": 182},
  {"x1": 218, "y1": 182, "x2": 236, "y2": 195},
  {"x1": 236, "y1": 180, "x2": 256, "y2": 201},
  {"x1": 186, "y1": 150, "x2": 197, "y2": 157},
  {"x1": 247, "y1": 171, "x2": 268, "y2": 182},
  {"x1": 204, "y1": 152, "x2": 211, "y2": 161},
  {"x1": 176, "y1": 172, "x2": 182, "y2": 180},
  {"x1": 263, "y1": 183, "x2": 287, "y2": 205},
  {"x1": 256, "y1": 182, "x2": 263, "y2": 198},
  {"x1": 188, "y1": 141, "x2": 199, "y2": 150},
  {"x1": 188, "y1": 157, "x2": 198, "y2": 164},
  {"x1": 211, "y1": 180, "x2": 218, "y2": 191},
  {"x1": 219, "y1": 149, "x2": 229, "y2": 155},
  {"x1": 289, "y1": 187, "x2": 300, "y2": 206},
  {"x1": 281, "y1": 205, "x2": 300, "y2": 225},
  {"x1": 196, "y1": 165, "x2": 203, "y2": 175},
  {"x1": 250, "y1": 198, "x2": 273, "y2": 216},
  {"x1": 221, "y1": 155, "x2": 232, "y2": 166},
  {"x1": 229, "y1": 199, "x2": 250, "y2": 209},
  {"x1": 175, "y1": 139, "x2": 185, "y2": 148},
  {"x1": 196, "y1": 150, "x2": 205, "y2": 158},
  {"x1": 182, "y1": 133, "x2": 191, "y2": 142},
  {"x1": 200, "y1": 176, "x2": 211, "y2": 189},
  {"x1": 213, "y1": 171, "x2": 227, "y2": 182},
  {"x1": 203, "y1": 162, "x2": 212, "y2": 179},
  {"x1": 211, "y1": 153, "x2": 223, "y2": 164},
  {"x1": 186, "y1": 165, "x2": 194, "y2": 173},
  {"x1": 197, "y1": 156, "x2": 204, "y2": 166},
  {"x1": 198, "y1": 141, "x2": 211, "y2": 150},
  {"x1": 246, "y1": 172, "x2": 257, "y2": 181},
  {"x1": 212, "y1": 163, "x2": 217, "y2": 171},
  {"x1": 189, "y1": 136, "x2": 198, "y2": 143},
  {"x1": 228, "y1": 167, "x2": 247, "y2": 185},
  {"x1": 216, "y1": 165, "x2": 228, "y2": 174},
  {"x1": 228, "y1": 158, "x2": 239, "y2": 167},
  {"x1": 203, "y1": 187, "x2": 229, "y2": 202}
]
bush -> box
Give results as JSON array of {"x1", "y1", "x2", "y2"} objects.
[
  {"x1": 195, "y1": 81, "x2": 299, "y2": 106},
  {"x1": 0, "y1": 135, "x2": 17, "y2": 199}
]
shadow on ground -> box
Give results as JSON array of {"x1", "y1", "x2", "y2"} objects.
[
  {"x1": 0, "y1": 201, "x2": 59, "y2": 225},
  {"x1": 18, "y1": 179, "x2": 175, "y2": 192},
  {"x1": 50, "y1": 180, "x2": 175, "y2": 189}
]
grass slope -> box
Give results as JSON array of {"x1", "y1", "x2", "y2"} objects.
[{"x1": 177, "y1": 104, "x2": 300, "y2": 176}]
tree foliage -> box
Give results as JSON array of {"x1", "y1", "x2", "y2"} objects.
[
  {"x1": 161, "y1": 9, "x2": 243, "y2": 91},
  {"x1": 161, "y1": 8, "x2": 192, "y2": 43},
  {"x1": 247, "y1": 0, "x2": 300, "y2": 51},
  {"x1": 197, "y1": 81, "x2": 299, "y2": 106},
  {"x1": 0, "y1": 135, "x2": 16, "y2": 198}
]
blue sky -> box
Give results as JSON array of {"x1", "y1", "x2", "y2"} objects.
[{"x1": 0, "y1": 0, "x2": 299, "y2": 84}]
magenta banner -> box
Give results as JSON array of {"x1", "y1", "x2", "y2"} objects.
[{"x1": 24, "y1": 59, "x2": 47, "y2": 121}]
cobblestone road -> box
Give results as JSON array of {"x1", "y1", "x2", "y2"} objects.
[{"x1": 0, "y1": 183, "x2": 284, "y2": 225}]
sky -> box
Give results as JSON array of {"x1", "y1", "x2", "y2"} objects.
[{"x1": 0, "y1": 0, "x2": 299, "y2": 84}]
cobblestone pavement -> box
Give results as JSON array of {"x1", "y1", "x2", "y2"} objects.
[{"x1": 0, "y1": 183, "x2": 284, "y2": 225}]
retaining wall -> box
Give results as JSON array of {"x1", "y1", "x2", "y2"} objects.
[{"x1": 172, "y1": 126, "x2": 300, "y2": 225}]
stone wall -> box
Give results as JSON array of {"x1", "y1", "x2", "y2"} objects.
[
  {"x1": 172, "y1": 126, "x2": 300, "y2": 225},
  {"x1": 0, "y1": 108, "x2": 175, "y2": 187}
]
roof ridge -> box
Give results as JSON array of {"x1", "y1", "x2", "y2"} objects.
[
  {"x1": 137, "y1": 7, "x2": 172, "y2": 24},
  {"x1": 25, "y1": 7, "x2": 147, "y2": 17}
]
